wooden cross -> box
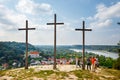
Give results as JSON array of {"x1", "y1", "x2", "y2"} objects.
[
  {"x1": 18, "y1": 20, "x2": 35, "y2": 69},
  {"x1": 47, "y1": 14, "x2": 64, "y2": 69},
  {"x1": 75, "y1": 21, "x2": 92, "y2": 70}
]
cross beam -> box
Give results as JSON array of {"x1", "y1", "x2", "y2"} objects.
[
  {"x1": 18, "y1": 20, "x2": 35, "y2": 69},
  {"x1": 117, "y1": 22, "x2": 120, "y2": 25},
  {"x1": 47, "y1": 14, "x2": 64, "y2": 69},
  {"x1": 75, "y1": 21, "x2": 92, "y2": 70}
]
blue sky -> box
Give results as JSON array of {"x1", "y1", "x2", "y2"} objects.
[{"x1": 0, "y1": 0, "x2": 120, "y2": 45}]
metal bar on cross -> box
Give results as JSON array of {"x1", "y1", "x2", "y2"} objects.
[
  {"x1": 47, "y1": 14, "x2": 64, "y2": 69},
  {"x1": 117, "y1": 22, "x2": 120, "y2": 25},
  {"x1": 18, "y1": 20, "x2": 35, "y2": 69},
  {"x1": 75, "y1": 21, "x2": 92, "y2": 70}
]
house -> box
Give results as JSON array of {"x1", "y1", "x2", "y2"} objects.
[
  {"x1": 30, "y1": 60, "x2": 41, "y2": 66},
  {"x1": 29, "y1": 51, "x2": 40, "y2": 58},
  {"x1": 47, "y1": 58, "x2": 69, "y2": 64},
  {"x1": 12, "y1": 62, "x2": 17, "y2": 68},
  {"x1": 2, "y1": 63, "x2": 9, "y2": 69}
]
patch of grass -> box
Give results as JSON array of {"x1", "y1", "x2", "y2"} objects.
[
  {"x1": 0, "y1": 70, "x2": 7, "y2": 76},
  {"x1": 56, "y1": 71, "x2": 68, "y2": 76},
  {"x1": 55, "y1": 71, "x2": 69, "y2": 79},
  {"x1": 72, "y1": 70, "x2": 91, "y2": 78},
  {"x1": 4, "y1": 68, "x2": 35, "y2": 79},
  {"x1": 102, "y1": 69, "x2": 120, "y2": 79},
  {"x1": 71, "y1": 70, "x2": 99, "y2": 80},
  {"x1": 34, "y1": 70, "x2": 54, "y2": 78}
]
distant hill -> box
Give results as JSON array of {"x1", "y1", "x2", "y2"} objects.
[{"x1": 0, "y1": 41, "x2": 36, "y2": 66}]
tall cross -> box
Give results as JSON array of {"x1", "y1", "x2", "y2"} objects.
[
  {"x1": 47, "y1": 14, "x2": 64, "y2": 69},
  {"x1": 75, "y1": 21, "x2": 92, "y2": 70},
  {"x1": 18, "y1": 20, "x2": 35, "y2": 69}
]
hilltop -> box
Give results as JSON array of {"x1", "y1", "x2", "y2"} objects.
[{"x1": 0, "y1": 65, "x2": 120, "y2": 80}]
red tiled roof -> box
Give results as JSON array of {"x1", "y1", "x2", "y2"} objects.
[{"x1": 30, "y1": 51, "x2": 39, "y2": 54}]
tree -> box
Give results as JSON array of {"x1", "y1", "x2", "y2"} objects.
[
  {"x1": 117, "y1": 41, "x2": 120, "y2": 45},
  {"x1": 113, "y1": 48, "x2": 120, "y2": 70}
]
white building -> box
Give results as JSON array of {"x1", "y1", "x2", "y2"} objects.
[{"x1": 29, "y1": 51, "x2": 40, "y2": 58}]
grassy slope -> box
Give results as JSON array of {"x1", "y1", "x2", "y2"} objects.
[{"x1": 0, "y1": 67, "x2": 120, "y2": 80}]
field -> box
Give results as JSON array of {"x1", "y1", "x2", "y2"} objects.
[{"x1": 0, "y1": 65, "x2": 120, "y2": 80}]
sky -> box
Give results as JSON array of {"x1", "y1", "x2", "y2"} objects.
[{"x1": 0, "y1": 0, "x2": 120, "y2": 45}]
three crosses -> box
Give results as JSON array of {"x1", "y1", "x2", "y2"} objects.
[{"x1": 18, "y1": 14, "x2": 92, "y2": 70}]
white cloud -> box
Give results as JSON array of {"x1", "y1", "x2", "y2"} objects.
[
  {"x1": 16, "y1": 0, "x2": 53, "y2": 15},
  {"x1": 89, "y1": 2, "x2": 120, "y2": 29},
  {"x1": 90, "y1": 19, "x2": 112, "y2": 29},
  {"x1": 0, "y1": 0, "x2": 10, "y2": 3},
  {"x1": 95, "y1": 2, "x2": 120, "y2": 20},
  {"x1": 0, "y1": 4, "x2": 27, "y2": 31},
  {"x1": 0, "y1": 1, "x2": 55, "y2": 45}
]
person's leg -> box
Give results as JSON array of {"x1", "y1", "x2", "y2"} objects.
[
  {"x1": 93, "y1": 64, "x2": 96, "y2": 72},
  {"x1": 86, "y1": 64, "x2": 88, "y2": 70},
  {"x1": 91, "y1": 64, "x2": 94, "y2": 71},
  {"x1": 89, "y1": 65, "x2": 91, "y2": 70}
]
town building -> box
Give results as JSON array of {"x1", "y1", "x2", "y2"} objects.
[{"x1": 29, "y1": 51, "x2": 40, "y2": 58}]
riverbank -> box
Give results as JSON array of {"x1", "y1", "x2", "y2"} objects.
[{"x1": 70, "y1": 49, "x2": 119, "y2": 59}]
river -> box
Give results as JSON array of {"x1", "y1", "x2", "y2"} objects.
[{"x1": 70, "y1": 49, "x2": 119, "y2": 59}]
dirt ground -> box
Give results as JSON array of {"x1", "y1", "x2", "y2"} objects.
[{"x1": 0, "y1": 65, "x2": 119, "y2": 80}]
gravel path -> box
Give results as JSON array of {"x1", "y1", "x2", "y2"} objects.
[{"x1": 30, "y1": 65, "x2": 80, "y2": 72}]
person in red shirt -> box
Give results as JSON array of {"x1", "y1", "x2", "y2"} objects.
[{"x1": 91, "y1": 56, "x2": 96, "y2": 72}]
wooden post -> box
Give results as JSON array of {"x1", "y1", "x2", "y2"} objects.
[
  {"x1": 75, "y1": 21, "x2": 92, "y2": 70},
  {"x1": 47, "y1": 14, "x2": 64, "y2": 69},
  {"x1": 18, "y1": 20, "x2": 35, "y2": 69}
]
